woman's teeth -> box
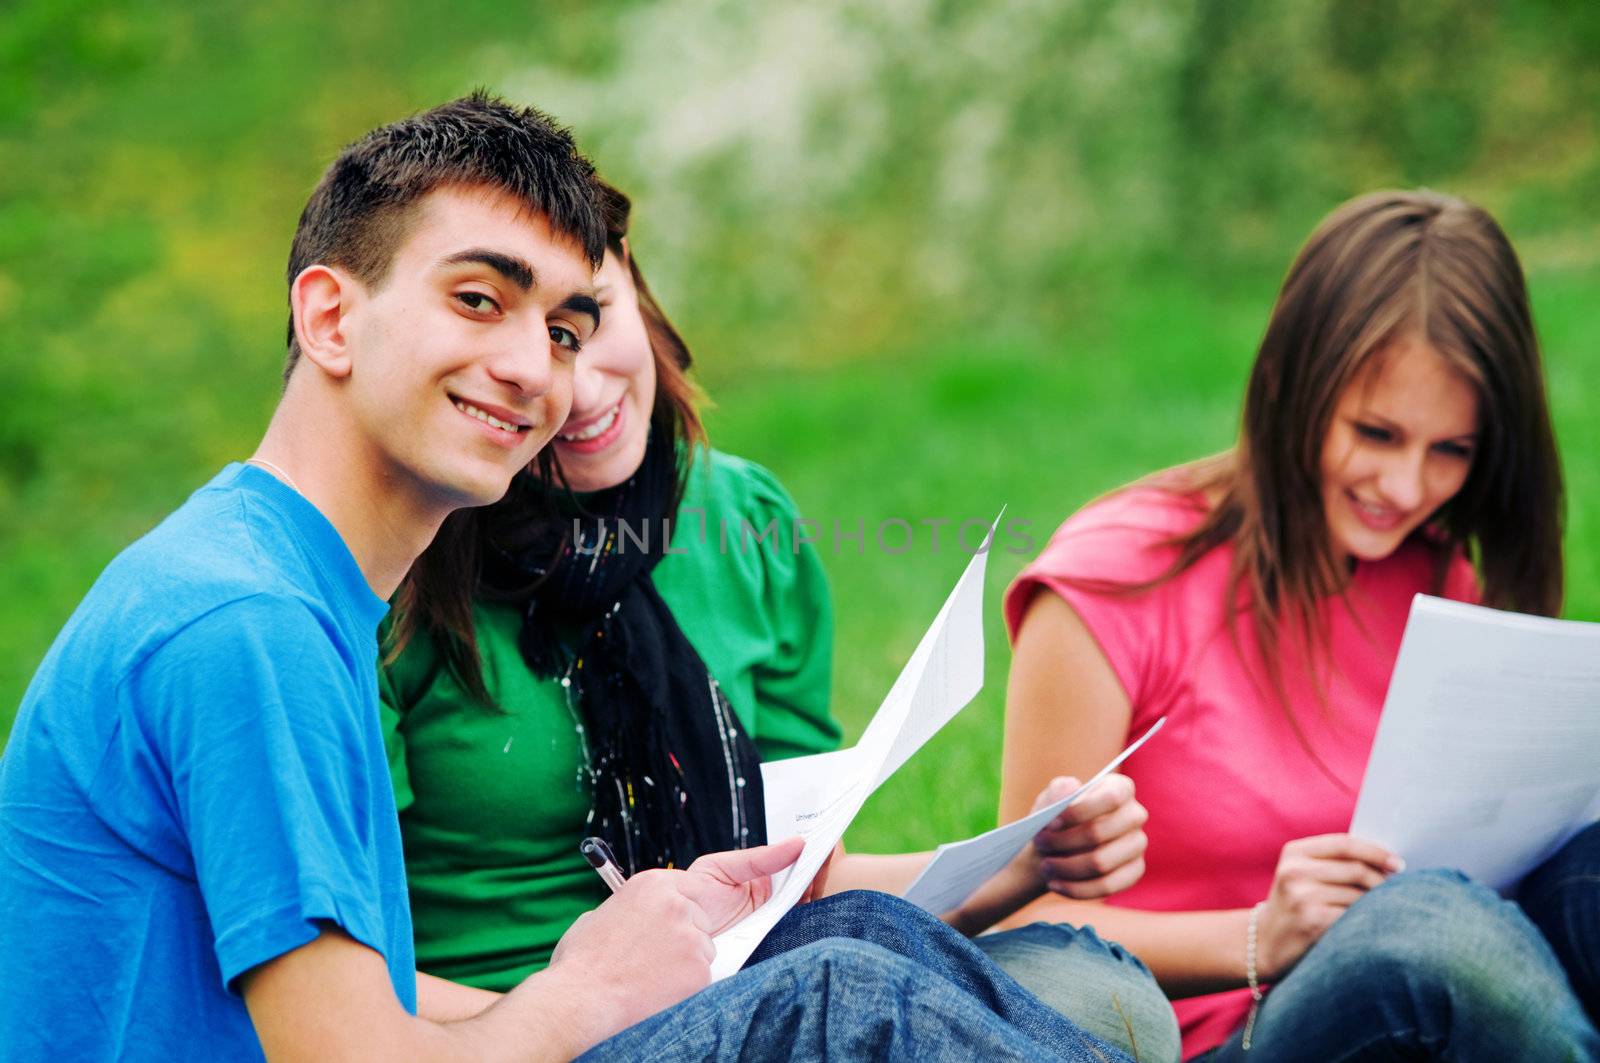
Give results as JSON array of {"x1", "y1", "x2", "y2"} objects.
[
  {"x1": 1351, "y1": 494, "x2": 1402, "y2": 524},
  {"x1": 454, "y1": 400, "x2": 522, "y2": 434},
  {"x1": 560, "y1": 404, "x2": 619, "y2": 442}
]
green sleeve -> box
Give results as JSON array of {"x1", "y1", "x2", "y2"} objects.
[
  {"x1": 734, "y1": 460, "x2": 842, "y2": 761},
  {"x1": 376, "y1": 621, "x2": 437, "y2": 816},
  {"x1": 659, "y1": 449, "x2": 843, "y2": 762}
]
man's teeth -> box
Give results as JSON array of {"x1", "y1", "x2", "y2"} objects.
[
  {"x1": 560, "y1": 404, "x2": 619, "y2": 442},
  {"x1": 454, "y1": 400, "x2": 522, "y2": 433}
]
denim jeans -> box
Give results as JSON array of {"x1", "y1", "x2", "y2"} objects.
[
  {"x1": 975, "y1": 921, "x2": 1182, "y2": 1062},
  {"x1": 1198, "y1": 822, "x2": 1600, "y2": 1063},
  {"x1": 1522, "y1": 819, "x2": 1600, "y2": 1031},
  {"x1": 579, "y1": 890, "x2": 1134, "y2": 1062}
]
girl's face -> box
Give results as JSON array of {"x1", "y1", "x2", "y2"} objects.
[
  {"x1": 1319, "y1": 336, "x2": 1480, "y2": 563},
  {"x1": 550, "y1": 249, "x2": 658, "y2": 492}
]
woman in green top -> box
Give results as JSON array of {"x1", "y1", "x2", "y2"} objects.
[{"x1": 381, "y1": 181, "x2": 1179, "y2": 1059}]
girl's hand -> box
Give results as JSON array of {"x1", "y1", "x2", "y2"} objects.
[
  {"x1": 1254, "y1": 833, "x2": 1403, "y2": 980},
  {"x1": 1032, "y1": 773, "x2": 1149, "y2": 899}
]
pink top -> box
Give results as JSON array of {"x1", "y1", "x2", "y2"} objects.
[{"x1": 1004, "y1": 487, "x2": 1478, "y2": 1060}]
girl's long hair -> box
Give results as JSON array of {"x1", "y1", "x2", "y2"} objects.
[
  {"x1": 1105, "y1": 190, "x2": 1563, "y2": 772},
  {"x1": 384, "y1": 180, "x2": 707, "y2": 703}
]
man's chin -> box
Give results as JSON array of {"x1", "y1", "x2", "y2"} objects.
[{"x1": 429, "y1": 467, "x2": 523, "y2": 513}]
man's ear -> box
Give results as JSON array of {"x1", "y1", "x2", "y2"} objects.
[
  {"x1": 289, "y1": 265, "x2": 358, "y2": 379},
  {"x1": 617, "y1": 236, "x2": 632, "y2": 270}
]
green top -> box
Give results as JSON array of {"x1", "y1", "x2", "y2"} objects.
[{"x1": 379, "y1": 449, "x2": 840, "y2": 990}]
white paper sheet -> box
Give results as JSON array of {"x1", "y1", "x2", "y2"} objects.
[
  {"x1": 1349, "y1": 595, "x2": 1600, "y2": 893},
  {"x1": 901, "y1": 717, "x2": 1166, "y2": 915},
  {"x1": 708, "y1": 536, "x2": 993, "y2": 979}
]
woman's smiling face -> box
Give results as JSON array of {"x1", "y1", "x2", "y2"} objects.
[
  {"x1": 550, "y1": 248, "x2": 658, "y2": 492},
  {"x1": 1318, "y1": 336, "x2": 1480, "y2": 564}
]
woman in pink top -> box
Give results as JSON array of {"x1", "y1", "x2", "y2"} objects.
[{"x1": 999, "y1": 190, "x2": 1599, "y2": 1061}]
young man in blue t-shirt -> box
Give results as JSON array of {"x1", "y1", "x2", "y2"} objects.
[{"x1": 0, "y1": 96, "x2": 1126, "y2": 1062}]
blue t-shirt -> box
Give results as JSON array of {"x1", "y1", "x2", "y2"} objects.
[{"x1": 0, "y1": 464, "x2": 415, "y2": 1060}]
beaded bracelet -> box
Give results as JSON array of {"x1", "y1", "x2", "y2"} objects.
[{"x1": 1242, "y1": 901, "x2": 1267, "y2": 1051}]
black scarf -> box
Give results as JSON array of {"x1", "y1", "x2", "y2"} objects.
[{"x1": 482, "y1": 432, "x2": 766, "y2": 874}]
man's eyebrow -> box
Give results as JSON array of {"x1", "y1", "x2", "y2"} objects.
[
  {"x1": 438, "y1": 249, "x2": 535, "y2": 291},
  {"x1": 560, "y1": 292, "x2": 601, "y2": 328}
]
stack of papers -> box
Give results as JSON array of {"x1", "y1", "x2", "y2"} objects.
[
  {"x1": 710, "y1": 537, "x2": 991, "y2": 978},
  {"x1": 710, "y1": 516, "x2": 1168, "y2": 978},
  {"x1": 1350, "y1": 595, "x2": 1600, "y2": 893}
]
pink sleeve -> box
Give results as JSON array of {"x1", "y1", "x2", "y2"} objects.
[{"x1": 1004, "y1": 491, "x2": 1190, "y2": 709}]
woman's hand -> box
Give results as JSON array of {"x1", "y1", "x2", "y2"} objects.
[
  {"x1": 1033, "y1": 773, "x2": 1149, "y2": 899},
  {"x1": 1254, "y1": 833, "x2": 1403, "y2": 980}
]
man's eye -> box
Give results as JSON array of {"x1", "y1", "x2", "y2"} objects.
[
  {"x1": 456, "y1": 292, "x2": 500, "y2": 314},
  {"x1": 1354, "y1": 423, "x2": 1392, "y2": 443},
  {"x1": 550, "y1": 325, "x2": 582, "y2": 352}
]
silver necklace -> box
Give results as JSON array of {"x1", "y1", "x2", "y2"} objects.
[{"x1": 245, "y1": 457, "x2": 301, "y2": 493}]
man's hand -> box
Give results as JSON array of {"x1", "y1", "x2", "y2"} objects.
[
  {"x1": 544, "y1": 837, "x2": 805, "y2": 1051},
  {"x1": 679, "y1": 836, "x2": 807, "y2": 931},
  {"x1": 241, "y1": 838, "x2": 807, "y2": 1063},
  {"x1": 1032, "y1": 773, "x2": 1149, "y2": 898}
]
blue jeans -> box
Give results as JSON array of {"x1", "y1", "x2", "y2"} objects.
[
  {"x1": 975, "y1": 922, "x2": 1181, "y2": 1062},
  {"x1": 1199, "y1": 823, "x2": 1600, "y2": 1062},
  {"x1": 1522, "y1": 819, "x2": 1600, "y2": 1030},
  {"x1": 579, "y1": 890, "x2": 1133, "y2": 1061}
]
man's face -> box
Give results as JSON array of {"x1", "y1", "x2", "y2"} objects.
[{"x1": 338, "y1": 185, "x2": 599, "y2": 511}]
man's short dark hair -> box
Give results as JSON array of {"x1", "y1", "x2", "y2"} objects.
[{"x1": 283, "y1": 91, "x2": 607, "y2": 380}]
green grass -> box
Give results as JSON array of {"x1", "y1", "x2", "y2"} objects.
[
  {"x1": 5, "y1": 0, "x2": 1600, "y2": 860},
  {"x1": 698, "y1": 260, "x2": 1600, "y2": 853},
  {"x1": 5, "y1": 258, "x2": 1598, "y2": 858}
]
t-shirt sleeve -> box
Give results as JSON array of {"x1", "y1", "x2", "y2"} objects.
[
  {"x1": 122, "y1": 594, "x2": 398, "y2": 993},
  {"x1": 1004, "y1": 494, "x2": 1186, "y2": 711},
  {"x1": 741, "y1": 461, "x2": 843, "y2": 761}
]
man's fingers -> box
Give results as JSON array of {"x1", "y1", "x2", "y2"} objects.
[
  {"x1": 623, "y1": 869, "x2": 721, "y2": 935},
  {"x1": 691, "y1": 836, "x2": 805, "y2": 885}
]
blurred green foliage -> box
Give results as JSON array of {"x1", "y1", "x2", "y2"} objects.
[{"x1": 3, "y1": 0, "x2": 1598, "y2": 850}]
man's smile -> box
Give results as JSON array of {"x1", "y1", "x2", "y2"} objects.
[{"x1": 451, "y1": 395, "x2": 532, "y2": 436}]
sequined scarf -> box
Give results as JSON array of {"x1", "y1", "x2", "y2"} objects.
[{"x1": 482, "y1": 433, "x2": 766, "y2": 874}]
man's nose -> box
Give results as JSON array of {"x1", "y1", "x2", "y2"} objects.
[{"x1": 486, "y1": 331, "x2": 555, "y2": 396}]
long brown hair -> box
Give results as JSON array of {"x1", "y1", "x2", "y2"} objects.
[
  {"x1": 1112, "y1": 190, "x2": 1563, "y2": 763},
  {"x1": 384, "y1": 179, "x2": 708, "y2": 703}
]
